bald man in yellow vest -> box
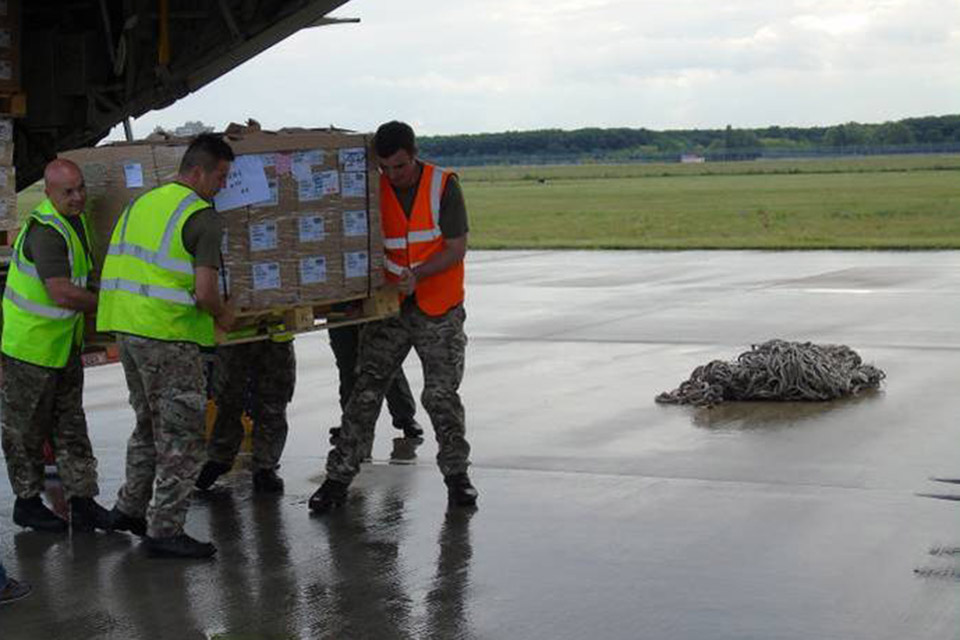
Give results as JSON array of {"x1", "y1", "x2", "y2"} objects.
[{"x1": 1, "y1": 159, "x2": 110, "y2": 533}]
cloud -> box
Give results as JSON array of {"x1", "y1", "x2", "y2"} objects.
[{"x1": 120, "y1": 0, "x2": 960, "y2": 138}]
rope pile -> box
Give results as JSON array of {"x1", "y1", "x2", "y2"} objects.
[{"x1": 656, "y1": 339, "x2": 885, "y2": 407}]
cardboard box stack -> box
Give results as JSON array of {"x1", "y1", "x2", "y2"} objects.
[
  {"x1": 0, "y1": 0, "x2": 20, "y2": 94},
  {"x1": 61, "y1": 126, "x2": 384, "y2": 312},
  {"x1": 0, "y1": 115, "x2": 15, "y2": 231}
]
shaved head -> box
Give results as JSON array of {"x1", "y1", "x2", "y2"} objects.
[{"x1": 44, "y1": 158, "x2": 86, "y2": 217}]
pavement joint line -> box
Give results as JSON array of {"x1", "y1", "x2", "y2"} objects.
[
  {"x1": 469, "y1": 335, "x2": 960, "y2": 352},
  {"x1": 451, "y1": 460, "x2": 928, "y2": 498}
]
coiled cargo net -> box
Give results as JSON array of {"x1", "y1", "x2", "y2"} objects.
[{"x1": 656, "y1": 339, "x2": 885, "y2": 407}]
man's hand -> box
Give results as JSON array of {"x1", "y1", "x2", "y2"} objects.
[
  {"x1": 398, "y1": 268, "x2": 417, "y2": 296},
  {"x1": 44, "y1": 277, "x2": 98, "y2": 313},
  {"x1": 215, "y1": 303, "x2": 235, "y2": 332}
]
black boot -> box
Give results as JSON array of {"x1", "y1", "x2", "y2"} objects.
[
  {"x1": 394, "y1": 419, "x2": 424, "y2": 439},
  {"x1": 445, "y1": 473, "x2": 479, "y2": 507},
  {"x1": 106, "y1": 506, "x2": 147, "y2": 537},
  {"x1": 70, "y1": 497, "x2": 112, "y2": 532},
  {"x1": 143, "y1": 533, "x2": 217, "y2": 559},
  {"x1": 195, "y1": 460, "x2": 232, "y2": 490},
  {"x1": 329, "y1": 426, "x2": 342, "y2": 445},
  {"x1": 252, "y1": 468, "x2": 284, "y2": 493},
  {"x1": 13, "y1": 497, "x2": 67, "y2": 532},
  {"x1": 308, "y1": 479, "x2": 348, "y2": 514}
]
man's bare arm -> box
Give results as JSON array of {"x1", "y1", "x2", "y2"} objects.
[
  {"x1": 399, "y1": 234, "x2": 468, "y2": 295},
  {"x1": 44, "y1": 277, "x2": 98, "y2": 313},
  {"x1": 195, "y1": 266, "x2": 235, "y2": 330}
]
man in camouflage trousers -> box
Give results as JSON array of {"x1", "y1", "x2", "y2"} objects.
[
  {"x1": 310, "y1": 121, "x2": 478, "y2": 513},
  {"x1": 195, "y1": 338, "x2": 296, "y2": 493},
  {"x1": 98, "y1": 134, "x2": 235, "y2": 558},
  {"x1": 1, "y1": 159, "x2": 111, "y2": 533}
]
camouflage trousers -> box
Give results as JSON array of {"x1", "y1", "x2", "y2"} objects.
[
  {"x1": 114, "y1": 334, "x2": 206, "y2": 538},
  {"x1": 326, "y1": 303, "x2": 470, "y2": 484},
  {"x1": 208, "y1": 339, "x2": 296, "y2": 470},
  {"x1": 1, "y1": 353, "x2": 99, "y2": 500}
]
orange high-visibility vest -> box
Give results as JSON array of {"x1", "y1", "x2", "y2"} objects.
[{"x1": 381, "y1": 162, "x2": 465, "y2": 316}]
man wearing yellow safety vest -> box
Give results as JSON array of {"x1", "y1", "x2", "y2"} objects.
[
  {"x1": 310, "y1": 121, "x2": 478, "y2": 513},
  {"x1": 1, "y1": 159, "x2": 111, "y2": 533},
  {"x1": 195, "y1": 334, "x2": 296, "y2": 494},
  {"x1": 97, "y1": 133, "x2": 236, "y2": 558}
]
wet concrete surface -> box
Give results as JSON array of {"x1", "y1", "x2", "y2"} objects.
[{"x1": 2, "y1": 250, "x2": 960, "y2": 639}]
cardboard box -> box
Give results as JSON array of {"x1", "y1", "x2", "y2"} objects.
[
  {"x1": 60, "y1": 125, "x2": 385, "y2": 311},
  {"x1": 0, "y1": 0, "x2": 20, "y2": 92}
]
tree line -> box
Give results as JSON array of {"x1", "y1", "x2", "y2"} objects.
[{"x1": 418, "y1": 115, "x2": 960, "y2": 164}]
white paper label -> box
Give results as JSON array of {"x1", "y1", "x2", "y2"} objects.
[
  {"x1": 0, "y1": 118, "x2": 12, "y2": 142},
  {"x1": 339, "y1": 147, "x2": 366, "y2": 172},
  {"x1": 251, "y1": 178, "x2": 279, "y2": 208},
  {"x1": 344, "y1": 251, "x2": 369, "y2": 279},
  {"x1": 297, "y1": 174, "x2": 320, "y2": 202},
  {"x1": 342, "y1": 210, "x2": 368, "y2": 237},
  {"x1": 316, "y1": 170, "x2": 340, "y2": 196},
  {"x1": 123, "y1": 163, "x2": 144, "y2": 188},
  {"x1": 249, "y1": 221, "x2": 278, "y2": 251},
  {"x1": 214, "y1": 154, "x2": 271, "y2": 212},
  {"x1": 0, "y1": 60, "x2": 11, "y2": 81},
  {"x1": 259, "y1": 153, "x2": 277, "y2": 168},
  {"x1": 300, "y1": 256, "x2": 327, "y2": 285},
  {"x1": 341, "y1": 172, "x2": 367, "y2": 198},
  {"x1": 294, "y1": 149, "x2": 325, "y2": 166},
  {"x1": 298, "y1": 214, "x2": 326, "y2": 242},
  {"x1": 292, "y1": 161, "x2": 312, "y2": 182},
  {"x1": 252, "y1": 262, "x2": 281, "y2": 290}
]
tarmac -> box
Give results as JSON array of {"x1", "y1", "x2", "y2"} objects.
[{"x1": 1, "y1": 249, "x2": 959, "y2": 640}]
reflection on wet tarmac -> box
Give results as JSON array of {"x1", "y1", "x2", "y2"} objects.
[{"x1": 691, "y1": 392, "x2": 880, "y2": 431}]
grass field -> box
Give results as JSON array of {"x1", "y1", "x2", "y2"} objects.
[
  {"x1": 16, "y1": 154, "x2": 960, "y2": 249},
  {"x1": 457, "y1": 155, "x2": 960, "y2": 249}
]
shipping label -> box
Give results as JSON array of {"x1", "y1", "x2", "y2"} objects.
[
  {"x1": 123, "y1": 163, "x2": 144, "y2": 188},
  {"x1": 260, "y1": 153, "x2": 277, "y2": 168},
  {"x1": 249, "y1": 221, "x2": 279, "y2": 252},
  {"x1": 342, "y1": 210, "x2": 368, "y2": 237},
  {"x1": 315, "y1": 170, "x2": 340, "y2": 197},
  {"x1": 298, "y1": 214, "x2": 326, "y2": 243},
  {"x1": 297, "y1": 175, "x2": 321, "y2": 202},
  {"x1": 344, "y1": 251, "x2": 369, "y2": 279},
  {"x1": 252, "y1": 178, "x2": 279, "y2": 208},
  {"x1": 300, "y1": 256, "x2": 327, "y2": 285},
  {"x1": 252, "y1": 262, "x2": 281, "y2": 290},
  {"x1": 339, "y1": 147, "x2": 366, "y2": 172},
  {"x1": 341, "y1": 172, "x2": 367, "y2": 198}
]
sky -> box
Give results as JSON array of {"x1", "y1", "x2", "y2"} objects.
[{"x1": 121, "y1": 0, "x2": 960, "y2": 139}]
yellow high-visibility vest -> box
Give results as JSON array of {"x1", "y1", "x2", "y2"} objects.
[{"x1": 97, "y1": 183, "x2": 215, "y2": 346}]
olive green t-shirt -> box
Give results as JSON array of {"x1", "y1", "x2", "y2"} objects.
[
  {"x1": 23, "y1": 215, "x2": 91, "y2": 281},
  {"x1": 391, "y1": 166, "x2": 469, "y2": 238},
  {"x1": 180, "y1": 206, "x2": 223, "y2": 269}
]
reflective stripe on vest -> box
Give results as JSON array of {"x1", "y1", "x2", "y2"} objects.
[
  {"x1": 1, "y1": 200, "x2": 92, "y2": 368},
  {"x1": 380, "y1": 162, "x2": 465, "y2": 316},
  {"x1": 96, "y1": 183, "x2": 215, "y2": 346}
]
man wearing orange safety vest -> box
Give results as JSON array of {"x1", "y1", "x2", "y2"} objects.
[{"x1": 310, "y1": 121, "x2": 478, "y2": 512}]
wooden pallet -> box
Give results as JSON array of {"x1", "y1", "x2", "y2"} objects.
[
  {"x1": 0, "y1": 91, "x2": 26, "y2": 118},
  {"x1": 216, "y1": 285, "x2": 400, "y2": 345}
]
